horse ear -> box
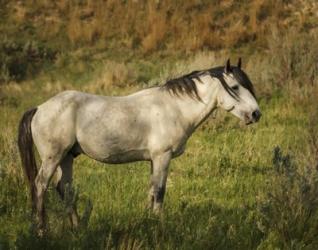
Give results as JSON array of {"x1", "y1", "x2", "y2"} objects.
[
  {"x1": 237, "y1": 57, "x2": 242, "y2": 69},
  {"x1": 224, "y1": 59, "x2": 231, "y2": 73}
]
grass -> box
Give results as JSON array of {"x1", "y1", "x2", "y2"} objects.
[
  {"x1": 1, "y1": 2, "x2": 318, "y2": 249},
  {"x1": 1, "y1": 47, "x2": 318, "y2": 249}
]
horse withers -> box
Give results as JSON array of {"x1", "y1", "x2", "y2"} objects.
[{"x1": 18, "y1": 58, "x2": 261, "y2": 234}]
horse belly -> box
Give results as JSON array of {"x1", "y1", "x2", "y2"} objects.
[
  {"x1": 76, "y1": 127, "x2": 150, "y2": 164},
  {"x1": 79, "y1": 141, "x2": 151, "y2": 164},
  {"x1": 100, "y1": 149, "x2": 150, "y2": 164}
]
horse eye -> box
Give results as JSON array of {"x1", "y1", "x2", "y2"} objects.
[{"x1": 232, "y1": 85, "x2": 239, "y2": 91}]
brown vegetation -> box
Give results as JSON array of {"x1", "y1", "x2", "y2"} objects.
[{"x1": 4, "y1": 0, "x2": 317, "y2": 53}]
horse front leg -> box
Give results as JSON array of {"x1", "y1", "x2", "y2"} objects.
[
  {"x1": 149, "y1": 151, "x2": 172, "y2": 213},
  {"x1": 148, "y1": 161, "x2": 154, "y2": 209}
]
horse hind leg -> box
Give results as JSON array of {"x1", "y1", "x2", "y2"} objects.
[
  {"x1": 55, "y1": 153, "x2": 79, "y2": 228},
  {"x1": 34, "y1": 155, "x2": 62, "y2": 234},
  {"x1": 32, "y1": 111, "x2": 77, "y2": 234}
]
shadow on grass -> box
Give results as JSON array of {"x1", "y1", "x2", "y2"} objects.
[{"x1": 13, "y1": 199, "x2": 263, "y2": 250}]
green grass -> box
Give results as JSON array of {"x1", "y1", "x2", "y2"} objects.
[
  {"x1": 1, "y1": 66, "x2": 317, "y2": 249},
  {"x1": 1, "y1": 25, "x2": 318, "y2": 249}
]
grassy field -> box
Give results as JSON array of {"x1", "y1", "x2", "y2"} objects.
[{"x1": 1, "y1": 1, "x2": 318, "y2": 249}]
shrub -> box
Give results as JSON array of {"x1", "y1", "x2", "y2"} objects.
[
  {"x1": 268, "y1": 28, "x2": 318, "y2": 88},
  {"x1": 0, "y1": 38, "x2": 56, "y2": 83},
  {"x1": 256, "y1": 146, "x2": 318, "y2": 249}
]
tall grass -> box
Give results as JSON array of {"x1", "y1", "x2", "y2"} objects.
[
  {"x1": 3, "y1": 0, "x2": 317, "y2": 53},
  {"x1": 1, "y1": 1, "x2": 318, "y2": 249}
]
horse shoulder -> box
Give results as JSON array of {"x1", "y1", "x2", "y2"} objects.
[{"x1": 146, "y1": 96, "x2": 190, "y2": 157}]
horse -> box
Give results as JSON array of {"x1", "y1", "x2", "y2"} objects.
[{"x1": 18, "y1": 58, "x2": 261, "y2": 233}]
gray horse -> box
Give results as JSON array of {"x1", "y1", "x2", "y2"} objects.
[{"x1": 18, "y1": 59, "x2": 261, "y2": 233}]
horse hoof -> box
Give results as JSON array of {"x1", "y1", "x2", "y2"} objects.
[
  {"x1": 153, "y1": 204, "x2": 163, "y2": 215},
  {"x1": 36, "y1": 228, "x2": 46, "y2": 238}
]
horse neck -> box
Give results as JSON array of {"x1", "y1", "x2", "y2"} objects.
[{"x1": 174, "y1": 75, "x2": 220, "y2": 131}]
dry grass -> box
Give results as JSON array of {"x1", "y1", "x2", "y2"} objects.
[
  {"x1": 5, "y1": 0, "x2": 317, "y2": 53},
  {"x1": 84, "y1": 60, "x2": 137, "y2": 93},
  {"x1": 141, "y1": 3, "x2": 167, "y2": 53}
]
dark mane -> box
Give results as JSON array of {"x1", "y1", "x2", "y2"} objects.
[
  {"x1": 162, "y1": 65, "x2": 255, "y2": 100},
  {"x1": 162, "y1": 70, "x2": 204, "y2": 100}
]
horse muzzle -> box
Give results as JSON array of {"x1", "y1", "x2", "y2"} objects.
[{"x1": 245, "y1": 109, "x2": 262, "y2": 125}]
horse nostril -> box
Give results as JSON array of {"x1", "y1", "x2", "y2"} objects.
[{"x1": 252, "y1": 110, "x2": 261, "y2": 121}]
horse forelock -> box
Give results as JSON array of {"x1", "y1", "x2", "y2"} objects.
[
  {"x1": 208, "y1": 66, "x2": 256, "y2": 99},
  {"x1": 208, "y1": 67, "x2": 239, "y2": 100},
  {"x1": 232, "y1": 67, "x2": 256, "y2": 98}
]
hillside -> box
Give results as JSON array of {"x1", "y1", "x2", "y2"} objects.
[{"x1": 0, "y1": 0, "x2": 317, "y2": 84}]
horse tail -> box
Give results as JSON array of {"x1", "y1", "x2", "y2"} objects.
[{"x1": 18, "y1": 107, "x2": 38, "y2": 212}]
